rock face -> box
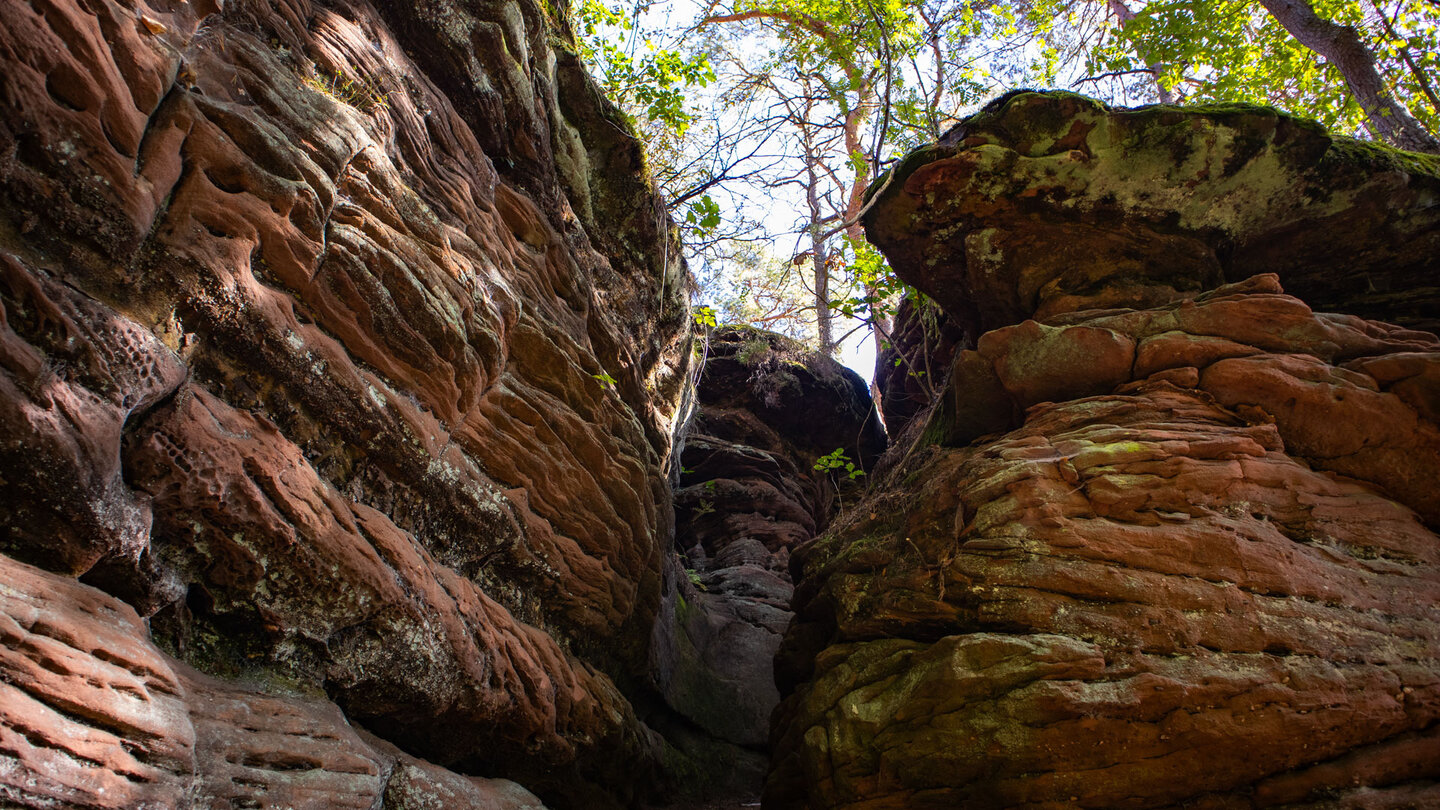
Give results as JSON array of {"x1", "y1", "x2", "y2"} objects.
[
  {"x1": 0, "y1": 0, "x2": 691, "y2": 806},
  {"x1": 864, "y1": 90, "x2": 1440, "y2": 336},
  {"x1": 0, "y1": 553, "x2": 547, "y2": 809},
  {"x1": 872, "y1": 296, "x2": 965, "y2": 437},
  {"x1": 650, "y1": 326, "x2": 884, "y2": 800},
  {"x1": 771, "y1": 93, "x2": 1440, "y2": 808}
]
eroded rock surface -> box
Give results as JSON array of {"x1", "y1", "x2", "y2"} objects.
[
  {"x1": 865, "y1": 91, "x2": 1440, "y2": 335},
  {"x1": 0, "y1": 0, "x2": 690, "y2": 806},
  {"x1": 773, "y1": 275, "x2": 1440, "y2": 809},
  {"x1": 650, "y1": 327, "x2": 883, "y2": 801},
  {"x1": 773, "y1": 93, "x2": 1440, "y2": 808},
  {"x1": 0, "y1": 555, "x2": 547, "y2": 810}
]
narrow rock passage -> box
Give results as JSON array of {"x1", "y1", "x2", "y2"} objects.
[{"x1": 650, "y1": 327, "x2": 884, "y2": 805}]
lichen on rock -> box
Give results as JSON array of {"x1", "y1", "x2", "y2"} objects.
[
  {"x1": 772, "y1": 91, "x2": 1440, "y2": 809},
  {"x1": 865, "y1": 90, "x2": 1440, "y2": 336}
]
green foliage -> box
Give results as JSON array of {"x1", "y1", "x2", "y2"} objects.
[
  {"x1": 814, "y1": 447, "x2": 865, "y2": 480},
  {"x1": 591, "y1": 371, "x2": 619, "y2": 388},
  {"x1": 304, "y1": 66, "x2": 388, "y2": 112},
  {"x1": 692, "y1": 241, "x2": 818, "y2": 345},
  {"x1": 685, "y1": 195, "x2": 723, "y2": 234},
  {"x1": 1082, "y1": 0, "x2": 1437, "y2": 136},
  {"x1": 577, "y1": 0, "x2": 715, "y2": 137},
  {"x1": 692, "y1": 304, "x2": 719, "y2": 328},
  {"x1": 599, "y1": 0, "x2": 1438, "y2": 357},
  {"x1": 828, "y1": 235, "x2": 913, "y2": 325}
]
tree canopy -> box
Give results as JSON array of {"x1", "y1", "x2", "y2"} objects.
[{"x1": 576, "y1": 0, "x2": 1440, "y2": 359}]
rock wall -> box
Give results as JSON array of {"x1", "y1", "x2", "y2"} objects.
[
  {"x1": 771, "y1": 92, "x2": 1440, "y2": 808},
  {"x1": 650, "y1": 326, "x2": 884, "y2": 801},
  {"x1": 0, "y1": 0, "x2": 693, "y2": 806}
]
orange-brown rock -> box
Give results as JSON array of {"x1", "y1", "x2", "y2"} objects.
[
  {"x1": 775, "y1": 91, "x2": 1440, "y2": 808},
  {"x1": 0, "y1": 554, "x2": 194, "y2": 809},
  {"x1": 772, "y1": 284, "x2": 1440, "y2": 805},
  {"x1": 0, "y1": 0, "x2": 690, "y2": 805},
  {"x1": 0, "y1": 553, "x2": 549, "y2": 809}
]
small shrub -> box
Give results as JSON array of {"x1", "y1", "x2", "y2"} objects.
[{"x1": 736, "y1": 337, "x2": 770, "y2": 366}]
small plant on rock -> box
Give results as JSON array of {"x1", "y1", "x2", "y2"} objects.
[
  {"x1": 814, "y1": 447, "x2": 864, "y2": 481},
  {"x1": 304, "y1": 65, "x2": 389, "y2": 112}
]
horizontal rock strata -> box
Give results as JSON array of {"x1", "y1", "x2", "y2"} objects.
[
  {"x1": 0, "y1": 0, "x2": 691, "y2": 806},
  {"x1": 773, "y1": 278, "x2": 1440, "y2": 808},
  {"x1": 771, "y1": 92, "x2": 1440, "y2": 809},
  {"x1": 650, "y1": 327, "x2": 884, "y2": 800},
  {"x1": 0, "y1": 554, "x2": 546, "y2": 809}
]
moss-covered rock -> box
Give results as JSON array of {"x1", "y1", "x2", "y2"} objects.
[{"x1": 864, "y1": 90, "x2": 1440, "y2": 335}]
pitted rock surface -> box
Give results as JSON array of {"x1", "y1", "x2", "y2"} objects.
[
  {"x1": 0, "y1": 0, "x2": 689, "y2": 806},
  {"x1": 0, "y1": 554, "x2": 548, "y2": 810}
]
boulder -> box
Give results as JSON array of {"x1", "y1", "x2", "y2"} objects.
[{"x1": 864, "y1": 91, "x2": 1440, "y2": 335}]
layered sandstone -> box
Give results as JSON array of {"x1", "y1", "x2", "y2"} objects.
[
  {"x1": 864, "y1": 90, "x2": 1440, "y2": 336},
  {"x1": 651, "y1": 327, "x2": 884, "y2": 800},
  {"x1": 770, "y1": 92, "x2": 1440, "y2": 808},
  {"x1": 0, "y1": 0, "x2": 691, "y2": 806}
]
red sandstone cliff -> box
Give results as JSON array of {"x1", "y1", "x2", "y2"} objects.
[
  {"x1": 0, "y1": 0, "x2": 693, "y2": 806},
  {"x1": 770, "y1": 92, "x2": 1440, "y2": 809},
  {"x1": 4, "y1": 8, "x2": 1439, "y2": 808}
]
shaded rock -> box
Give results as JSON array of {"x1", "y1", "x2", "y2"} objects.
[
  {"x1": 695, "y1": 327, "x2": 886, "y2": 471},
  {"x1": 0, "y1": 254, "x2": 186, "y2": 603},
  {"x1": 0, "y1": 0, "x2": 690, "y2": 806},
  {"x1": 650, "y1": 327, "x2": 883, "y2": 802},
  {"x1": 872, "y1": 296, "x2": 966, "y2": 437},
  {"x1": 127, "y1": 384, "x2": 657, "y2": 803},
  {"x1": 864, "y1": 90, "x2": 1440, "y2": 334}
]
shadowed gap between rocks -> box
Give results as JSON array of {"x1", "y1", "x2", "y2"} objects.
[{"x1": 647, "y1": 326, "x2": 885, "y2": 807}]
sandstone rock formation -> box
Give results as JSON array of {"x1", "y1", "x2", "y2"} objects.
[
  {"x1": 770, "y1": 92, "x2": 1440, "y2": 808},
  {"x1": 0, "y1": 552, "x2": 548, "y2": 809},
  {"x1": 872, "y1": 297, "x2": 965, "y2": 437},
  {"x1": 651, "y1": 326, "x2": 884, "y2": 800},
  {"x1": 864, "y1": 90, "x2": 1440, "y2": 336},
  {"x1": 0, "y1": 0, "x2": 693, "y2": 806}
]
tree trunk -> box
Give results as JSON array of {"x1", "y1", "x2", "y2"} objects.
[
  {"x1": 1258, "y1": 0, "x2": 1440, "y2": 152},
  {"x1": 801, "y1": 119, "x2": 836, "y2": 355},
  {"x1": 811, "y1": 239, "x2": 833, "y2": 354}
]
